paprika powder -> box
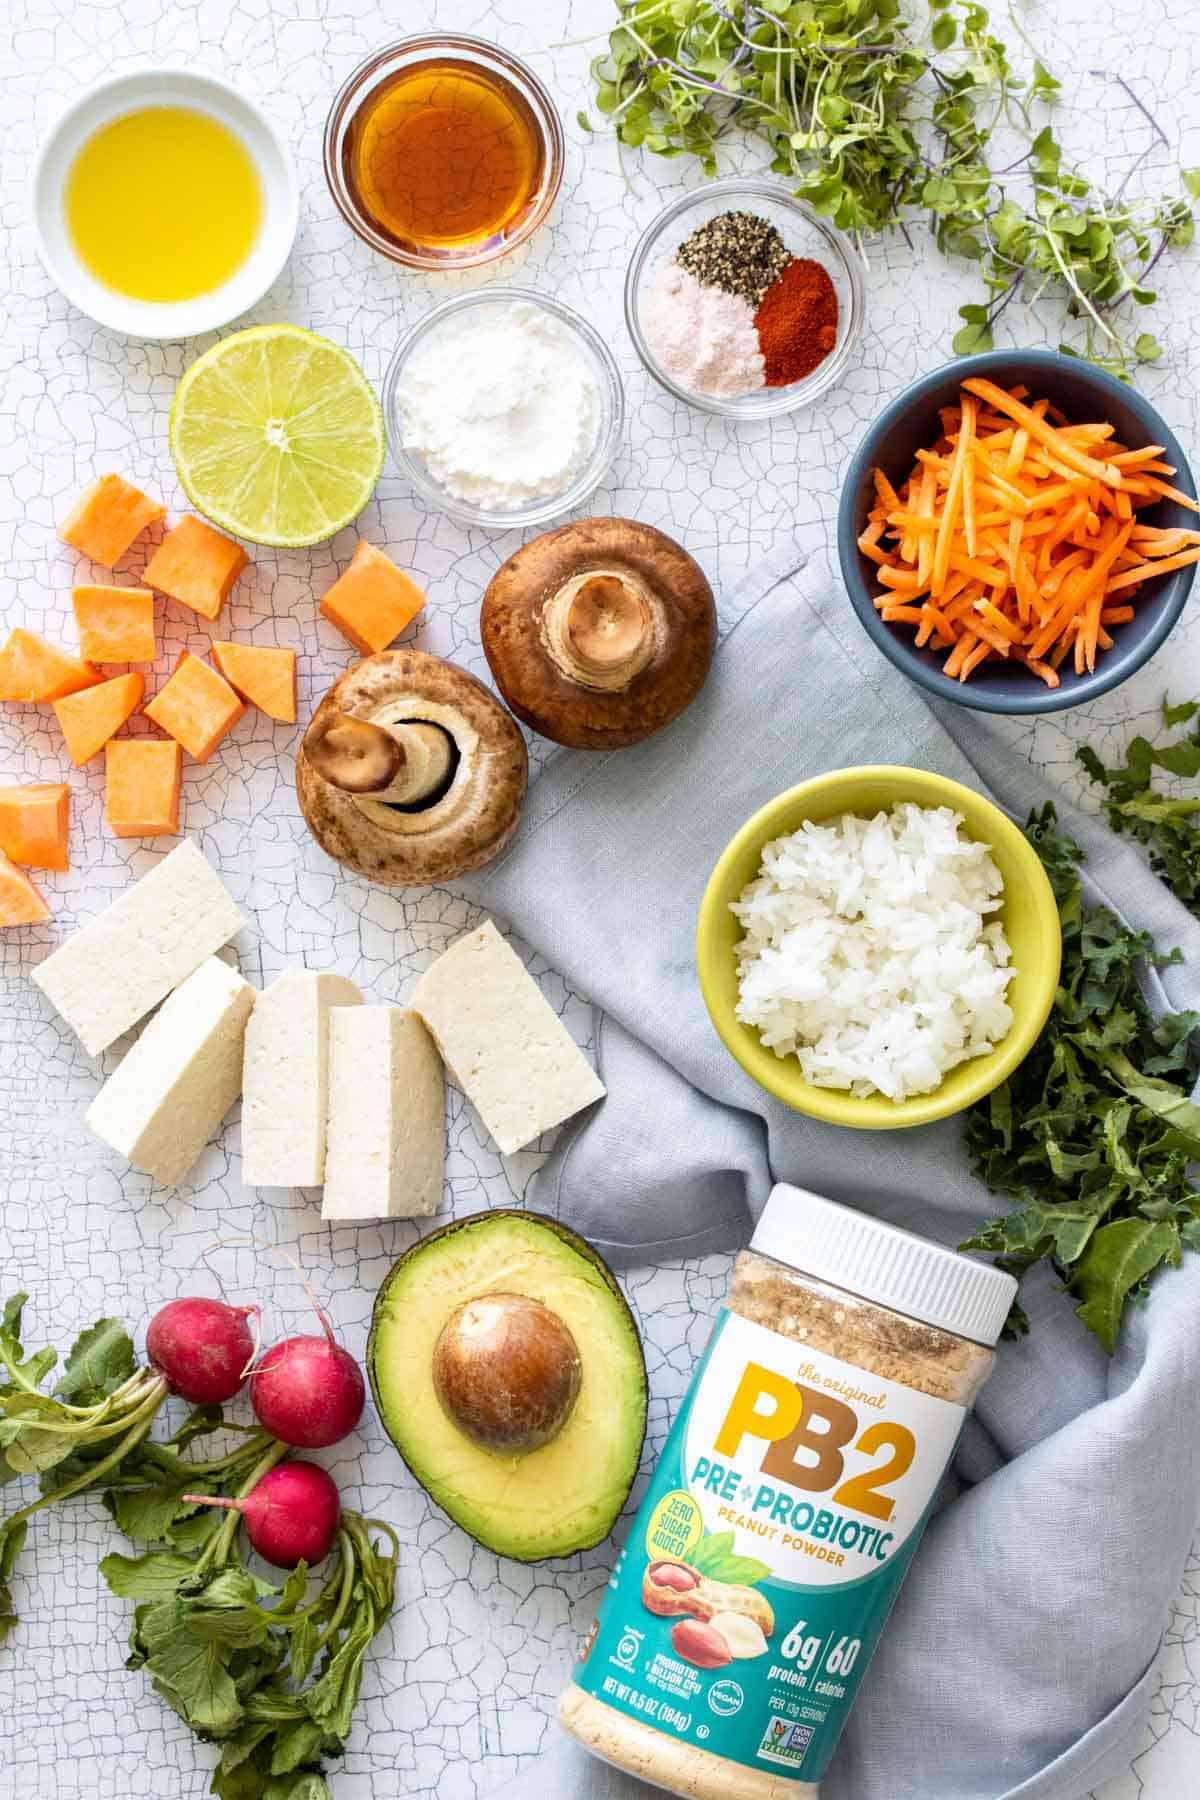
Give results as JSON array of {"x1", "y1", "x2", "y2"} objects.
[{"x1": 754, "y1": 256, "x2": 839, "y2": 386}]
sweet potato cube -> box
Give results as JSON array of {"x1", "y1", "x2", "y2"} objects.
[
  {"x1": 59, "y1": 474, "x2": 165, "y2": 568},
  {"x1": 0, "y1": 856, "x2": 50, "y2": 926},
  {"x1": 0, "y1": 630, "x2": 100, "y2": 703},
  {"x1": 142, "y1": 515, "x2": 249, "y2": 621},
  {"x1": 0, "y1": 784, "x2": 70, "y2": 871},
  {"x1": 72, "y1": 585, "x2": 156, "y2": 662},
  {"x1": 210, "y1": 642, "x2": 297, "y2": 723},
  {"x1": 144, "y1": 652, "x2": 245, "y2": 762},
  {"x1": 105, "y1": 739, "x2": 183, "y2": 838},
  {"x1": 53, "y1": 672, "x2": 145, "y2": 767},
  {"x1": 319, "y1": 541, "x2": 426, "y2": 654}
]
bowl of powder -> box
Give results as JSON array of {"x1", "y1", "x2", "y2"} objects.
[
  {"x1": 382, "y1": 288, "x2": 624, "y2": 528},
  {"x1": 626, "y1": 178, "x2": 866, "y2": 418}
]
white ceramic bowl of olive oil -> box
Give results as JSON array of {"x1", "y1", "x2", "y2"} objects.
[{"x1": 31, "y1": 68, "x2": 299, "y2": 341}]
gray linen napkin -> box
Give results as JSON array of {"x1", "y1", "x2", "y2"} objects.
[{"x1": 463, "y1": 548, "x2": 1200, "y2": 1800}]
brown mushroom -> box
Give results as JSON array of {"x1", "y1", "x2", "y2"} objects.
[
  {"x1": 481, "y1": 517, "x2": 717, "y2": 750},
  {"x1": 296, "y1": 649, "x2": 528, "y2": 886},
  {"x1": 432, "y1": 1293, "x2": 583, "y2": 1456}
]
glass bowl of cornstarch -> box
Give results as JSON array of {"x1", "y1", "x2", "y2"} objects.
[{"x1": 383, "y1": 287, "x2": 625, "y2": 529}]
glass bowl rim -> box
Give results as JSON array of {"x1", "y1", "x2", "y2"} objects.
[
  {"x1": 624, "y1": 175, "x2": 867, "y2": 418},
  {"x1": 381, "y1": 285, "x2": 626, "y2": 530},
  {"x1": 322, "y1": 33, "x2": 566, "y2": 272}
]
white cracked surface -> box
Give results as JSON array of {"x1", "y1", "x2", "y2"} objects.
[{"x1": 2, "y1": 1, "x2": 1200, "y2": 1797}]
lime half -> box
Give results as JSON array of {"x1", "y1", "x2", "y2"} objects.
[{"x1": 170, "y1": 325, "x2": 386, "y2": 548}]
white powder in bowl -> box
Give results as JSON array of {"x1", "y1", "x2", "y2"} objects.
[
  {"x1": 396, "y1": 301, "x2": 600, "y2": 509},
  {"x1": 640, "y1": 260, "x2": 765, "y2": 397}
]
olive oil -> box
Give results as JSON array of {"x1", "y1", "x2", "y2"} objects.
[
  {"x1": 66, "y1": 106, "x2": 262, "y2": 303},
  {"x1": 342, "y1": 60, "x2": 546, "y2": 258}
]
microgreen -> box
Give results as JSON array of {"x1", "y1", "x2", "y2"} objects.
[
  {"x1": 588, "y1": 1, "x2": 1198, "y2": 376},
  {"x1": 961, "y1": 805, "x2": 1200, "y2": 1349},
  {"x1": 1, "y1": 1301, "x2": 397, "y2": 1798}
]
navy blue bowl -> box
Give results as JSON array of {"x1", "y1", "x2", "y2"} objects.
[{"x1": 837, "y1": 349, "x2": 1197, "y2": 714}]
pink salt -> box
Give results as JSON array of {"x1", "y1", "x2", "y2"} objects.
[{"x1": 640, "y1": 260, "x2": 765, "y2": 397}]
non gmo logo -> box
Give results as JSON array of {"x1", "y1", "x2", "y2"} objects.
[{"x1": 707, "y1": 1678, "x2": 744, "y2": 1717}]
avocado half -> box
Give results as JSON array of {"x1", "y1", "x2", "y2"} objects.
[{"x1": 368, "y1": 1211, "x2": 647, "y2": 1561}]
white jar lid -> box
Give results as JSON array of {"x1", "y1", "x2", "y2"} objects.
[{"x1": 750, "y1": 1183, "x2": 1018, "y2": 1347}]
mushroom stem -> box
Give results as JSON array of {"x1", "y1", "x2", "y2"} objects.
[
  {"x1": 542, "y1": 570, "x2": 657, "y2": 692},
  {"x1": 303, "y1": 713, "x2": 453, "y2": 805}
]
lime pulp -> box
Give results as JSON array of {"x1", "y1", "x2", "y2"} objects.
[{"x1": 169, "y1": 324, "x2": 386, "y2": 549}]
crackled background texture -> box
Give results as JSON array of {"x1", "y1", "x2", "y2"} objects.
[{"x1": 3, "y1": 0, "x2": 1200, "y2": 1796}]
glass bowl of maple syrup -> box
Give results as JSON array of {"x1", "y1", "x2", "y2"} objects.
[{"x1": 323, "y1": 35, "x2": 565, "y2": 270}]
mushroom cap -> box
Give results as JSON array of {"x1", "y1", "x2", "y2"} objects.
[
  {"x1": 296, "y1": 650, "x2": 528, "y2": 886},
  {"x1": 481, "y1": 517, "x2": 717, "y2": 750}
]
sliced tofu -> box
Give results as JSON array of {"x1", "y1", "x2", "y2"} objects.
[
  {"x1": 86, "y1": 957, "x2": 256, "y2": 1186},
  {"x1": 241, "y1": 970, "x2": 363, "y2": 1187},
  {"x1": 322, "y1": 1007, "x2": 444, "y2": 1221},
  {"x1": 32, "y1": 840, "x2": 244, "y2": 1056},
  {"x1": 409, "y1": 919, "x2": 605, "y2": 1156}
]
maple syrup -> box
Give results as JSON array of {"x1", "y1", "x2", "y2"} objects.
[{"x1": 342, "y1": 58, "x2": 547, "y2": 260}]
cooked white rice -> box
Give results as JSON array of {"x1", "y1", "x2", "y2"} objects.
[{"x1": 730, "y1": 803, "x2": 1014, "y2": 1102}]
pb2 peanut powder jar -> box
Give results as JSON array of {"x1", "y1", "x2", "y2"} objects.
[{"x1": 560, "y1": 1185, "x2": 1016, "y2": 1796}]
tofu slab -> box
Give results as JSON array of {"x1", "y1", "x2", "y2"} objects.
[
  {"x1": 86, "y1": 956, "x2": 256, "y2": 1186},
  {"x1": 410, "y1": 920, "x2": 605, "y2": 1156},
  {"x1": 32, "y1": 840, "x2": 244, "y2": 1056},
  {"x1": 322, "y1": 1007, "x2": 444, "y2": 1221},
  {"x1": 241, "y1": 970, "x2": 362, "y2": 1187}
]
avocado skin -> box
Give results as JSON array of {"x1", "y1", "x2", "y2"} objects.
[{"x1": 367, "y1": 1210, "x2": 648, "y2": 1563}]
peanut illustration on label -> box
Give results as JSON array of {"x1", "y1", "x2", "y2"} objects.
[{"x1": 642, "y1": 1559, "x2": 774, "y2": 1665}]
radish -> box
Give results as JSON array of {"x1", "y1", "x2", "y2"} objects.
[
  {"x1": 146, "y1": 1296, "x2": 258, "y2": 1405},
  {"x1": 184, "y1": 1461, "x2": 340, "y2": 1568},
  {"x1": 250, "y1": 1313, "x2": 365, "y2": 1449}
]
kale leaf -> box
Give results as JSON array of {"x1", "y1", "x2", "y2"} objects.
[
  {"x1": 961, "y1": 804, "x2": 1200, "y2": 1350},
  {"x1": 1078, "y1": 698, "x2": 1200, "y2": 911}
]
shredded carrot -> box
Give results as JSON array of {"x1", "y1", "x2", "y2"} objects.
[
  {"x1": 863, "y1": 380, "x2": 1200, "y2": 686},
  {"x1": 961, "y1": 379, "x2": 1122, "y2": 486}
]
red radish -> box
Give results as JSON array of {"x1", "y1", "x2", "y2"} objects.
[
  {"x1": 146, "y1": 1297, "x2": 259, "y2": 1405},
  {"x1": 250, "y1": 1320, "x2": 365, "y2": 1449},
  {"x1": 184, "y1": 1461, "x2": 340, "y2": 1568}
]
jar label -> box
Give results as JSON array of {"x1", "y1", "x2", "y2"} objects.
[{"x1": 572, "y1": 1307, "x2": 966, "y2": 1783}]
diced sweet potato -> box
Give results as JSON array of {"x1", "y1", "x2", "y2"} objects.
[
  {"x1": 105, "y1": 739, "x2": 183, "y2": 838},
  {"x1": 53, "y1": 672, "x2": 145, "y2": 767},
  {"x1": 210, "y1": 642, "x2": 297, "y2": 723},
  {"x1": 0, "y1": 855, "x2": 50, "y2": 926},
  {"x1": 59, "y1": 474, "x2": 165, "y2": 568},
  {"x1": 0, "y1": 630, "x2": 100, "y2": 703},
  {"x1": 0, "y1": 784, "x2": 70, "y2": 872},
  {"x1": 72, "y1": 585, "x2": 156, "y2": 662},
  {"x1": 144, "y1": 652, "x2": 245, "y2": 762},
  {"x1": 142, "y1": 515, "x2": 249, "y2": 621},
  {"x1": 319, "y1": 541, "x2": 426, "y2": 654}
]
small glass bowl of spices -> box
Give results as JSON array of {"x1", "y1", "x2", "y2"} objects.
[
  {"x1": 626, "y1": 178, "x2": 865, "y2": 418},
  {"x1": 323, "y1": 35, "x2": 564, "y2": 270},
  {"x1": 382, "y1": 288, "x2": 624, "y2": 529}
]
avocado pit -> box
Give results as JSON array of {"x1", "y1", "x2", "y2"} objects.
[{"x1": 433, "y1": 1291, "x2": 582, "y2": 1456}]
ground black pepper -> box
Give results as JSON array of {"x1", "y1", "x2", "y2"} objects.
[{"x1": 676, "y1": 210, "x2": 791, "y2": 308}]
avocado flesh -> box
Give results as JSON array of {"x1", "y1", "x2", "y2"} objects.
[{"x1": 368, "y1": 1212, "x2": 647, "y2": 1561}]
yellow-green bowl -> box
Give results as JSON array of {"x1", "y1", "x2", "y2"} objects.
[{"x1": 696, "y1": 766, "x2": 1062, "y2": 1131}]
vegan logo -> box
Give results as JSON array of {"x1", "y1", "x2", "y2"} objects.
[{"x1": 707, "y1": 1679, "x2": 744, "y2": 1717}]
